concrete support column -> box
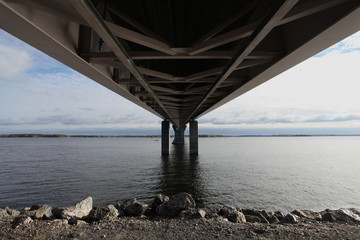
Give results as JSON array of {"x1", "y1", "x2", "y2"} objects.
[
  {"x1": 172, "y1": 125, "x2": 186, "y2": 145},
  {"x1": 161, "y1": 120, "x2": 170, "y2": 155},
  {"x1": 189, "y1": 120, "x2": 198, "y2": 155}
]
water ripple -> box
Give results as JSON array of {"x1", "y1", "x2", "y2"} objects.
[{"x1": 0, "y1": 137, "x2": 360, "y2": 212}]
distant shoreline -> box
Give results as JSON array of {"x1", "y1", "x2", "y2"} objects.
[
  {"x1": 1, "y1": 134, "x2": 360, "y2": 138},
  {"x1": 0, "y1": 134, "x2": 224, "y2": 138}
]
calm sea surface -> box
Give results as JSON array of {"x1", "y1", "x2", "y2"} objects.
[{"x1": 0, "y1": 136, "x2": 359, "y2": 212}]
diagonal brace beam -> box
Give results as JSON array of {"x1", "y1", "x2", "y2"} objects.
[
  {"x1": 106, "y1": 21, "x2": 177, "y2": 55},
  {"x1": 70, "y1": 0, "x2": 176, "y2": 126},
  {"x1": 183, "y1": 0, "x2": 299, "y2": 125}
]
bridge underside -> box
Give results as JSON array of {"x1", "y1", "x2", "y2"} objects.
[
  {"x1": 1, "y1": 0, "x2": 359, "y2": 129},
  {"x1": 0, "y1": 0, "x2": 360, "y2": 154}
]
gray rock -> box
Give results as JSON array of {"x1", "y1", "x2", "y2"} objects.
[
  {"x1": 282, "y1": 213, "x2": 298, "y2": 224},
  {"x1": 242, "y1": 209, "x2": 269, "y2": 223},
  {"x1": 204, "y1": 206, "x2": 221, "y2": 219},
  {"x1": 5, "y1": 206, "x2": 20, "y2": 217},
  {"x1": 323, "y1": 208, "x2": 360, "y2": 223},
  {"x1": 13, "y1": 216, "x2": 33, "y2": 227},
  {"x1": 274, "y1": 211, "x2": 285, "y2": 221},
  {"x1": 197, "y1": 209, "x2": 206, "y2": 219},
  {"x1": 269, "y1": 215, "x2": 280, "y2": 223},
  {"x1": 107, "y1": 204, "x2": 119, "y2": 218},
  {"x1": 30, "y1": 205, "x2": 52, "y2": 219},
  {"x1": 267, "y1": 211, "x2": 275, "y2": 217},
  {"x1": 213, "y1": 216, "x2": 229, "y2": 222},
  {"x1": 254, "y1": 212, "x2": 269, "y2": 223},
  {"x1": 87, "y1": 204, "x2": 119, "y2": 221},
  {"x1": 0, "y1": 208, "x2": 11, "y2": 221},
  {"x1": 88, "y1": 206, "x2": 110, "y2": 220},
  {"x1": 125, "y1": 201, "x2": 149, "y2": 217},
  {"x1": 321, "y1": 212, "x2": 336, "y2": 222},
  {"x1": 151, "y1": 194, "x2": 169, "y2": 210},
  {"x1": 168, "y1": 193, "x2": 196, "y2": 209},
  {"x1": 261, "y1": 210, "x2": 270, "y2": 220},
  {"x1": 156, "y1": 193, "x2": 196, "y2": 218},
  {"x1": 339, "y1": 208, "x2": 360, "y2": 222},
  {"x1": 18, "y1": 210, "x2": 36, "y2": 219},
  {"x1": 292, "y1": 210, "x2": 322, "y2": 221},
  {"x1": 242, "y1": 209, "x2": 257, "y2": 215},
  {"x1": 178, "y1": 209, "x2": 206, "y2": 219},
  {"x1": 22, "y1": 207, "x2": 31, "y2": 212},
  {"x1": 30, "y1": 204, "x2": 41, "y2": 210},
  {"x1": 245, "y1": 215, "x2": 261, "y2": 223},
  {"x1": 115, "y1": 198, "x2": 137, "y2": 212},
  {"x1": 220, "y1": 206, "x2": 246, "y2": 223},
  {"x1": 54, "y1": 196, "x2": 93, "y2": 220},
  {"x1": 76, "y1": 220, "x2": 88, "y2": 225}
]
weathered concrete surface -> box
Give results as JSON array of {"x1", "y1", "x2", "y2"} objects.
[
  {"x1": 161, "y1": 120, "x2": 170, "y2": 155},
  {"x1": 189, "y1": 120, "x2": 198, "y2": 155},
  {"x1": 172, "y1": 125, "x2": 186, "y2": 145}
]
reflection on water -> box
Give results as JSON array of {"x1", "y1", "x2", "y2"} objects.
[
  {"x1": 1, "y1": 137, "x2": 360, "y2": 212},
  {"x1": 157, "y1": 143, "x2": 206, "y2": 207}
]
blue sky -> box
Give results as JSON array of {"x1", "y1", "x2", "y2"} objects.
[{"x1": 0, "y1": 29, "x2": 360, "y2": 135}]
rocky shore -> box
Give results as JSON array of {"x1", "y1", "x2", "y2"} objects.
[{"x1": 1, "y1": 193, "x2": 360, "y2": 239}]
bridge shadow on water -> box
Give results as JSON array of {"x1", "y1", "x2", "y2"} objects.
[{"x1": 156, "y1": 143, "x2": 206, "y2": 207}]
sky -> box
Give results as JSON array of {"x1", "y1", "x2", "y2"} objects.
[{"x1": 0, "y1": 29, "x2": 360, "y2": 135}]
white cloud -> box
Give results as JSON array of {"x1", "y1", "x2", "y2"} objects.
[
  {"x1": 341, "y1": 31, "x2": 360, "y2": 50},
  {"x1": 315, "y1": 31, "x2": 360, "y2": 57},
  {"x1": 200, "y1": 32, "x2": 360, "y2": 129},
  {"x1": 1, "y1": 64, "x2": 160, "y2": 130},
  {"x1": 0, "y1": 45, "x2": 32, "y2": 81},
  {"x1": 1, "y1": 28, "x2": 360, "y2": 134}
]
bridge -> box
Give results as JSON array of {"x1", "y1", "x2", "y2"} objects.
[{"x1": 0, "y1": 0, "x2": 359, "y2": 154}]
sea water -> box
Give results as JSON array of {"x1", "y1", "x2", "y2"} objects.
[{"x1": 0, "y1": 136, "x2": 359, "y2": 212}]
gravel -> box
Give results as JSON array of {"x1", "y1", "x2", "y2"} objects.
[{"x1": 1, "y1": 216, "x2": 360, "y2": 239}]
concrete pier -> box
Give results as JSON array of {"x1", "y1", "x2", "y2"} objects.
[
  {"x1": 189, "y1": 120, "x2": 198, "y2": 155},
  {"x1": 172, "y1": 125, "x2": 186, "y2": 145},
  {"x1": 161, "y1": 120, "x2": 170, "y2": 155}
]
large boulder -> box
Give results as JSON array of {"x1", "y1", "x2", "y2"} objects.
[
  {"x1": 107, "y1": 204, "x2": 119, "y2": 218},
  {"x1": 115, "y1": 198, "x2": 149, "y2": 217},
  {"x1": 322, "y1": 208, "x2": 360, "y2": 223},
  {"x1": 282, "y1": 213, "x2": 298, "y2": 224},
  {"x1": 245, "y1": 215, "x2": 262, "y2": 223},
  {"x1": 124, "y1": 201, "x2": 149, "y2": 217},
  {"x1": 87, "y1": 207, "x2": 113, "y2": 221},
  {"x1": 115, "y1": 198, "x2": 137, "y2": 216},
  {"x1": 269, "y1": 215, "x2": 280, "y2": 223},
  {"x1": 321, "y1": 212, "x2": 336, "y2": 222},
  {"x1": 53, "y1": 197, "x2": 93, "y2": 220},
  {"x1": 242, "y1": 209, "x2": 269, "y2": 223},
  {"x1": 30, "y1": 204, "x2": 52, "y2": 219},
  {"x1": 261, "y1": 210, "x2": 270, "y2": 220},
  {"x1": 204, "y1": 206, "x2": 222, "y2": 219},
  {"x1": 151, "y1": 194, "x2": 169, "y2": 210},
  {"x1": 292, "y1": 210, "x2": 322, "y2": 221},
  {"x1": 0, "y1": 208, "x2": 12, "y2": 222},
  {"x1": 273, "y1": 211, "x2": 285, "y2": 221},
  {"x1": 156, "y1": 193, "x2": 196, "y2": 218},
  {"x1": 178, "y1": 209, "x2": 206, "y2": 219},
  {"x1": 219, "y1": 206, "x2": 246, "y2": 223},
  {"x1": 5, "y1": 207, "x2": 20, "y2": 217},
  {"x1": 13, "y1": 216, "x2": 33, "y2": 227}
]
